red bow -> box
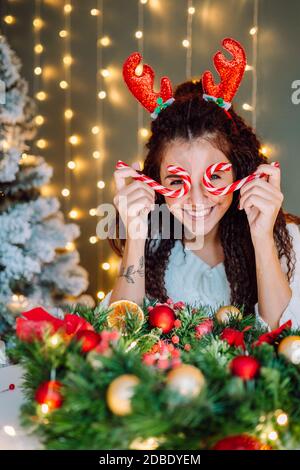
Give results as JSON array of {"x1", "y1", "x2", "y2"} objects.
[
  {"x1": 220, "y1": 326, "x2": 252, "y2": 351},
  {"x1": 253, "y1": 320, "x2": 292, "y2": 348},
  {"x1": 16, "y1": 307, "x2": 94, "y2": 342}
]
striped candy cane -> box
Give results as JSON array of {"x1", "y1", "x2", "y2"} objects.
[
  {"x1": 203, "y1": 161, "x2": 280, "y2": 196},
  {"x1": 116, "y1": 160, "x2": 191, "y2": 198}
]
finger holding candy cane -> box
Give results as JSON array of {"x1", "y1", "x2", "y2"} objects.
[{"x1": 116, "y1": 160, "x2": 192, "y2": 199}]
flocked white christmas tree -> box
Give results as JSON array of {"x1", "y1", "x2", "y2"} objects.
[{"x1": 0, "y1": 34, "x2": 91, "y2": 333}]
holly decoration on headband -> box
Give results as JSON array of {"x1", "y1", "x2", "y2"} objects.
[{"x1": 152, "y1": 96, "x2": 175, "y2": 119}]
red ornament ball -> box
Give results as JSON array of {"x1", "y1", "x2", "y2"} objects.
[
  {"x1": 76, "y1": 330, "x2": 101, "y2": 353},
  {"x1": 35, "y1": 380, "x2": 63, "y2": 410},
  {"x1": 9, "y1": 383, "x2": 15, "y2": 391},
  {"x1": 230, "y1": 355, "x2": 260, "y2": 380},
  {"x1": 213, "y1": 434, "x2": 271, "y2": 450},
  {"x1": 148, "y1": 305, "x2": 176, "y2": 334}
]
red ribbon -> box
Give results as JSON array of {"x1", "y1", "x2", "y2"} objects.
[
  {"x1": 16, "y1": 307, "x2": 94, "y2": 342},
  {"x1": 220, "y1": 326, "x2": 252, "y2": 351},
  {"x1": 252, "y1": 320, "x2": 292, "y2": 348}
]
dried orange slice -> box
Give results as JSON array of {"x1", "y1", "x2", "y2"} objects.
[{"x1": 106, "y1": 300, "x2": 144, "y2": 331}]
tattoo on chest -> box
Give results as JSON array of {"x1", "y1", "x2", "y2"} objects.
[{"x1": 119, "y1": 256, "x2": 145, "y2": 284}]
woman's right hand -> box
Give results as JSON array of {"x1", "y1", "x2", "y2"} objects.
[{"x1": 113, "y1": 161, "x2": 155, "y2": 240}]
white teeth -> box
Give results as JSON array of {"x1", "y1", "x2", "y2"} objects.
[{"x1": 185, "y1": 207, "x2": 213, "y2": 217}]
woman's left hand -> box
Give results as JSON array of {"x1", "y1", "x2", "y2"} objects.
[{"x1": 239, "y1": 164, "x2": 283, "y2": 243}]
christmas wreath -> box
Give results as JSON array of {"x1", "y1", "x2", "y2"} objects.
[{"x1": 7, "y1": 298, "x2": 300, "y2": 450}]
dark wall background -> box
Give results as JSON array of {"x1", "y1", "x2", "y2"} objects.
[{"x1": 1, "y1": 0, "x2": 299, "y2": 300}]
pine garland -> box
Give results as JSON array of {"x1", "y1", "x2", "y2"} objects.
[{"x1": 7, "y1": 299, "x2": 300, "y2": 450}]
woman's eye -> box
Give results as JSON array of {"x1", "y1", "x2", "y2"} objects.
[
  {"x1": 170, "y1": 179, "x2": 183, "y2": 186},
  {"x1": 211, "y1": 174, "x2": 221, "y2": 180}
]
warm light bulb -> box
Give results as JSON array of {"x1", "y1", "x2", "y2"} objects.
[
  {"x1": 4, "y1": 15, "x2": 15, "y2": 25},
  {"x1": 91, "y1": 126, "x2": 100, "y2": 135},
  {"x1": 92, "y1": 150, "x2": 101, "y2": 159},
  {"x1": 89, "y1": 236, "x2": 98, "y2": 244},
  {"x1": 242, "y1": 103, "x2": 253, "y2": 111},
  {"x1": 98, "y1": 90, "x2": 107, "y2": 100},
  {"x1": 135, "y1": 30, "x2": 143, "y2": 39},
  {"x1": 99, "y1": 36, "x2": 111, "y2": 47},
  {"x1": 64, "y1": 3, "x2": 72, "y2": 14},
  {"x1": 182, "y1": 39, "x2": 190, "y2": 48},
  {"x1": 64, "y1": 109, "x2": 73, "y2": 119},
  {"x1": 250, "y1": 26, "x2": 258, "y2": 35},
  {"x1": 188, "y1": 6, "x2": 195, "y2": 14},
  {"x1": 34, "y1": 44, "x2": 43, "y2": 54},
  {"x1": 66, "y1": 242, "x2": 75, "y2": 251},
  {"x1": 36, "y1": 139, "x2": 47, "y2": 149},
  {"x1": 63, "y1": 55, "x2": 73, "y2": 66},
  {"x1": 100, "y1": 68, "x2": 111, "y2": 78},
  {"x1": 101, "y1": 262, "x2": 111, "y2": 271},
  {"x1": 35, "y1": 115, "x2": 44, "y2": 126},
  {"x1": 268, "y1": 431, "x2": 278, "y2": 441},
  {"x1": 34, "y1": 67, "x2": 42, "y2": 75},
  {"x1": 139, "y1": 128, "x2": 149, "y2": 138},
  {"x1": 89, "y1": 208, "x2": 97, "y2": 216},
  {"x1": 97, "y1": 180, "x2": 105, "y2": 189},
  {"x1": 59, "y1": 29, "x2": 68, "y2": 38},
  {"x1": 245, "y1": 64, "x2": 254, "y2": 71},
  {"x1": 97, "y1": 291, "x2": 105, "y2": 300},
  {"x1": 276, "y1": 413, "x2": 288, "y2": 426},
  {"x1": 60, "y1": 80, "x2": 68, "y2": 89},
  {"x1": 41, "y1": 404, "x2": 49, "y2": 414},
  {"x1": 61, "y1": 188, "x2": 70, "y2": 197},
  {"x1": 33, "y1": 17, "x2": 43, "y2": 29},
  {"x1": 69, "y1": 209, "x2": 78, "y2": 219},
  {"x1": 36, "y1": 91, "x2": 47, "y2": 101},
  {"x1": 67, "y1": 160, "x2": 76, "y2": 169},
  {"x1": 90, "y1": 8, "x2": 100, "y2": 16},
  {"x1": 69, "y1": 135, "x2": 79, "y2": 145},
  {"x1": 260, "y1": 146, "x2": 269, "y2": 156},
  {"x1": 140, "y1": 0, "x2": 148, "y2": 4}
]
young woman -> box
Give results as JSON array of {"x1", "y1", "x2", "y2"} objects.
[{"x1": 100, "y1": 49, "x2": 300, "y2": 330}]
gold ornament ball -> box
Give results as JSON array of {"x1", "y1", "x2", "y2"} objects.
[
  {"x1": 215, "y1": 306, "x2": 243, "y2": 324},
  {"x1": 106, "y1": 374, "x2": 140, "y2": 416},
  {"x1": 278, "y1": 336, "x2": 300, "y2": 364},
  {"x1": 166, "y1": 364, "x2": 205, "y2": 398}
]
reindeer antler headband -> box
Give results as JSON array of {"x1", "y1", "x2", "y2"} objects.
[{"x1": 122, "y1": 37, "x2": 247, "y2": 119}]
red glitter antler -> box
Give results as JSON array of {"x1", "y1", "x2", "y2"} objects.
[
  {"x1": 123, "y1": 52, "x2": 173, "y2": 114},
  {"x1": 202, "y1": 38, "x2": 246, "y2": 103}
]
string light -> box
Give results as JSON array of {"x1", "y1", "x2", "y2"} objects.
[
  {"x1": 276, "y1": 412, "x2": 288, "y2": 426},
  {"x1": 135, "y1": 30, "x2": 143, "y2": 39},
  {"x1": 242, "y1": 103, "x2": 254, "y2": 111},
  {"x1": 68, "y1": 209, "x2": 79, "y2": 219},
  {"x1": 61, "y1": 188, "x2": 70, "y2": 197},
  {"x1": 36, "y1": 139, "x2": 47, "y2": 149},
  {"x1": 89, "y1": 236, "x2": 98, "y2": 244},
  {"x1": 249, "y1": 0, "x2": 259, "y2": 129},
  {"x1": 64, "y1": 108, "x2": 73, "y2": 119},
  {"x1": 61, "y1": 0, "x2": 73, "y2": 215},
  {"x1": 100, "y1": 68, "x2": 110, "y2": 78},
  {"x1": 101, "y1": 262, "x2": 111, "y2": 271},
  {"x1": 91, "y1": 125, "x2": 100, "y2": 135},
  {"x1": 89, "y1": 208, "x2": 97, "y2": 216},
  {"x1": 97, "y1": 180, "x2": 105, "y2": 189},
  {"x1": 35, "y1": 115, "x2": 45, "y2": 126},
  {"x1": 93, "y1": 150, "x2": 101, "y2": 159},
  {"x1": 66, "y1": 242, "x2": 75, "y2": 251},
  {"x1": 97, "y1": 291, "x2": 105, "y2": 300},
  {"x1": 98, "y1": 90, "x2": 107, "y2": 100},
  {"x1": 4, "y1": 15, "x2": 16, "y2": 25},
  {"x1": 67, "y1": 160, "x2": 76, "y2": 170},
  {"x1": 69, "y1": 134, "x2": 79, "y2": 145},
  {"x1": 36, "y1": 91, "x2": 47, "y2": 101},
  {"x1": 185, "y1": 1, "x2": 194, "y2": 78},
  {"x1": 139, "y1": 128, "x2": 149, "y2": 138},
  {"x1": 91, "y1": 8, "x2": 100, "y2": 16},
  {"x1": 99, "y1": 36, "x2": 111, "y2": 47}
]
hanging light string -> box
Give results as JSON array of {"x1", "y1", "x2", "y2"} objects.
[
  {"x1": 137, "y1": 0, "x2": 145, "y2": 165},
  {"x1": 185, "y1": 0, "x2": 195, "y2": 79},
  {"x1": 95, "y1": 0, "x2": 105, "y2": 300},
  {"x1": 61, "y1": 0, "x2": 73, "y2": 216},
  {"x1": 251, "y1": 0, "x2": 259, "y2": 130},
  {"x1": 33, "y1": 1, "x2": 47, "y2": 153}
]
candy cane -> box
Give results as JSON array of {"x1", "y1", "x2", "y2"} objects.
[
  {"x1": 203, "y1": 161, "x2": 280, "y2": 196},
  {"x1": 116, "y1": 160, "x2": 191, "y2": 198}
]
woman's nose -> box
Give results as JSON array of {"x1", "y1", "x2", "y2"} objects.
[{"x1": 186, "y1": 181, "x2": 208, "y2": 205}]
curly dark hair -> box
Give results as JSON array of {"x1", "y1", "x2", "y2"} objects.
[{"x1": 109, "y1": 79, "x2": 300, "y2": 314}]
